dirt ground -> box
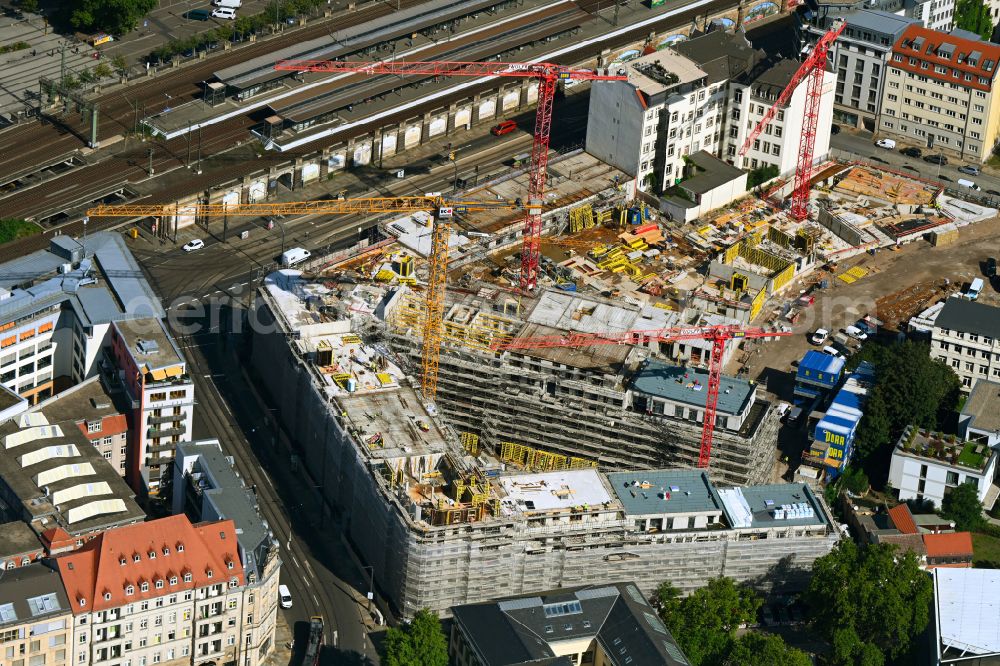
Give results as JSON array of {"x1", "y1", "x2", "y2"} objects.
[{"x1": 729, "y1": 216, "x2": 1000, "y2": 481}]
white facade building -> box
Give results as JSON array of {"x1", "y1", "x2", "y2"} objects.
[
  {"x1": 889, "y1": 425, "x2": 998, "y2": 508},
  {"x1": 726, "y1": 60, "x2": 837, "y2": 176},
  {"x1": 930, "y1": 297, "x2": 1000, "y2": 391}
]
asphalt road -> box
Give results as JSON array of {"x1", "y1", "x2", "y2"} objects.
[{"x1": 831, "y1": 130, "x2": 1000, "y2": 194}]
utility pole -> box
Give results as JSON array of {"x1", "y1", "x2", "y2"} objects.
[
  {"x1": 186, "y1": 122, "x2": 192, "y2": 167},
  {"x1": 148, "y1": 147, "x2": 154, "y2": 175},
  {"x1": 196, "y1": 125, "x2": 203, "y2": 174},
  {"x1": 450, "y1": 149, "x2": 458, "y2": 192}
]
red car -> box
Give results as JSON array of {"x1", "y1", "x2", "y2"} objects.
[{"x1": 491, "y1": 120, "x2": 517, "y2": 136}]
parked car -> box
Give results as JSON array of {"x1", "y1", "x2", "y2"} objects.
[
  {"x1": 822, "y1": 345, "x2": 844, "y2": 359},
  {"x1": 958, "y1": 178, "x2": 980, "y2": 191},
  {"x1": 831, "y1": 124, "x2": 841, "y2": 134},
  {"x1": 901, "y1": 147, "x2": 922, "y2": 158},
  {"x1": 182, "y1": 239, "x2": 205, "y2": 252},
  {"x1": 987, "y1": 257, "x2": 997, "y2": 277},
  {"x1": 831, "y1": 340, "x2": 852, "y2": 357},
  {"x1": 875, "y1": 138, "x2": 896, "y2": 149},
  {"x1": 958, "y1": 165, "x2": 981, "y2": 176},
  {"x1": 211, "y1": 7, "x2": 237, "y2": 18},
  {"x1": 183, "y1": 8, "x2": 211, "y2": 19},
  {"x1": 845, "y1": 324, "x2": 868, "y2": 341},
  {"x1": 810, "y1": 328, "x2": 830, "y2": 345},
  {"x1": 491, "y1": 120, "x2": 517, "y2": 136},
  {"x1": 278, "y1": 584, "x2": 292, "y2": 609},
  {"x1": 924, "y1": 154, "x2": 948, "y2": 165}
]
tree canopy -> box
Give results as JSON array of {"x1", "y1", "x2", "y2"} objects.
[
  {"x1": 853, "y1": 341, "x2": 960, "y2": 481},
  {"x1": 382, "y1": 609, "x2": 448, "y2": 666},
  {"x1": 723, "y1": 632, "x2": 812, "y2": 666},
  {"x1": 655, "y1": 578, "x2": 812, "y2": 665},
  {"x1": 955, "y1": 0, "x2": 995, "y2": 40},
  {"x1": 70, "y1": 0, "x2": 157, "y2": 37},
  {"x1": 941, "y1": 482, "x2": 986, "y2": 531},
  {"x1": 805, "y1": 541, "x2": 933, "y2": 665}
]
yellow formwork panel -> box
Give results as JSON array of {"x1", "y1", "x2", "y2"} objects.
[{"x1": 461, "y1": 432, "x2": 480, "y2": 456}]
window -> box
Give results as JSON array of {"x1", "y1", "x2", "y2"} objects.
[
  {"x1": 140, "y1": 583, "x2": 149, "y2": 593},
  {"x1": 946, "y1": 471, "x2": 960, "y2": 486},
  {"x1": 125, "y1": 585, "x2": 134, "y2": 596}
]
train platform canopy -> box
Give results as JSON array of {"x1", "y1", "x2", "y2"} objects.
[{"x1": 212, "y1": 0, "x2": 501, "y2": 92}]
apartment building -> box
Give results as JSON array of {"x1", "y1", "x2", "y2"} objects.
[
  {"x1": 172, "y1": 440, "x2": 281, "y2": 664},
  {"x1": 450, "y1": 582, "x2": 689, "y2": 666},
  {"x1": 108, "y1": 319, "x2": 194, "y2": 498},
  {"x1": 889, "y1": 424, "x2": 998, "y2": 508},
  {"x1": 0, "y1": 521, "x2": 44, "y2": 570},
  {"x1": 878, "y1": 25, "x2": 1000, "y2": 163},
  {"x1": 930, "y1": 297, "x2": 1000, "y2": 390},
  {"x1": 586, "y1": 46, "x2": 726, "y2": 194},
  {"x1": 726, "y1": 58, "x2": 837, "y2": 175},
  {"x1": 53, "y1": 514, "x2": 268, "y2": 666},
  {"x1": 807, "y1": 11, "x2": 920, "y2": 130},
  {"x1": 0, "y1": 380, "x2": 144, "y2": 539},
  {"x1": 0, "y1": 564, "x2": 73, "y2": 666},
  {"x1": 811, "y1": 0, "x2": 953, "y2": 34},
  {"x1": 250, "y1": 271, "x2": 839, "y2": 618}
]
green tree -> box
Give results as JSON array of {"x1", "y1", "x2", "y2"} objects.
[
  {"x1": 955, "y1": 0, "x2": 994, "y2": 40},
  {"x1": 69, "y1": 0, "x2": 157, "y2": 36},
  {"x1": 747, "y1": 164, "x2": 780, "y2": 190},
  {"x1": 0, "y1": 218, "x2": 40, "y2": 244},
  {"x1": 723, "y1": 632, "x2": 811, "y2": 666},
  {"x1": 854, "y1": 341, "x2": 960, "y2": 480},
  {"x1": 17, "y1": 0, "x2": 39, "y2": 13},
  {"x1": 941, "y1": 482, "x2": 986, "y2": 531},
  {"x1": 805, "y1": 541, "x2": 932, "y2": 664},
  {"x1": 840, "y1": 466, "x2": 869, "y2": 494},
  {"x1": 110, "y1": 53, "x2": 130, "y2": 76},
  {"x1": 215, "y1": 24, "x2": 233, "y2": 42},
  {"x1": 382, "y1": 609, "x2": 448, "y2": 666},
  {"x1": 656, "y1": 578, "x2": 762, "y2": 665},
  {"x1": 93, "y1": 62, "x2": 113, "y2": 79},
  {"x1": 234, "y1": 15, "x2": 253, "y2": 37}
]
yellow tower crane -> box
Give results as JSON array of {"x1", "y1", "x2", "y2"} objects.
[{"x1": 86, "y1": 195, "x2": 523, "y2": 402}]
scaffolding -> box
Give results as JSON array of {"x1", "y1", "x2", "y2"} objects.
[
  {"x1": 461, "y1": 432, "x2": 480, "y2": 456},
  {"x1": 499, "y1": 441, "x2": 598, "y2": 471},
  {"x1": 389, "y1": 292, "x2": 519, "y2": 351}
]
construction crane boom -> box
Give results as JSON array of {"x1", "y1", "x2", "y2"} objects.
[
  {"x1": 492, "y1": 325, "x2": 791, "y2": 468},
  {"x1": 89, "y1": 196, "x2": 521, "y2": 402},
  {"x1": 739, "y1": 22, "x2": 845, "y2": 220},
  {"x1": 274, "y1": 58, "x2": 626, "y2": 292}
]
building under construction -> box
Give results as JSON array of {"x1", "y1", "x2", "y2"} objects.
[
  {"x1": 385, "y1": 286, "x2": 780, "y2": 487},
  {"x1": 250, "y1": 271, "x2": 838, "y2": 618}
]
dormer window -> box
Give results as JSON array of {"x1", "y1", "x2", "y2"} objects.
[
  {"x1": 162, "y1": 547, "x2": 169, "y2": 556},
  {"x1": 169, "y1": 576, "x2": 177, "y2": 586},
  {"x1": 87, "y1": 421, "x2": 101, "y2": 433},
  {"x1": 133, "y1": 554, "x2": 140, "y2": 563},
  {"x1": 103, "y1": 592, "x2": 111, "y2": 601},
  {"x1": 206, "y1": 569, "x2": 213, "y2": 579},
  {"x1": 125, "y1": 585, "x2": 134, "y2": 596},
  {"x1": 183, "y1": 572, "x2": 192, "y2": 583},
  {"x1": 78, "y1": 598, "x2": 86, "y2": 607},
  {"x1": 119, "y1": 557, "x2": 127, "y2": 566},
  {"x1": 155, "y1": 580, "x2": 164, "y2": 589},
  {"x1": 140, "y1": 582, "x2": 149, "y2": 592},
  {"x1": 148, "y1": 551, "x2": 156, "y2": 560},
  {"x1": 176, "y1": 543, "x2": 184, "y2": 553},
  {"x1": 226, "y1": 561, "x2": 234, "y2": 570}
]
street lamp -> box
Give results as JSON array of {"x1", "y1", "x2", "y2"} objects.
[
  {"x1": 82, "y1": 216, "x2": 88, "y2": 251},
  {"x1": 362, "y1": 565, "x2": 374, "y2": 612}
]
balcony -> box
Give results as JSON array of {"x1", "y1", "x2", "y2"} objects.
[
  {"x1": 147, "y1": 413, "x2": 185, "y2": 425},
  {"x1": 147, "y1": 425, "x2": 187, "y2": 438}
]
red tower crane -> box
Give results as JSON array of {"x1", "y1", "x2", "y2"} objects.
[
  {"x1": 274, "y1": 58, "x2": 627, "y2": 291},
  {"x1": 491, "y1": 325, "x2": 790, "y2": 468},
  {"x1": 739, "y1": 22, "x2": 845, "y2": 220}
]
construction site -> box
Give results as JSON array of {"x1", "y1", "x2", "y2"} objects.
[{"x1": 249, "y1": 268, "x2": 841, "y2": 618}]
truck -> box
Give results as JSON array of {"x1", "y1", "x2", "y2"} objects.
[{"x1": 302, "y1": 616, "x2": 324, "y2": 666}]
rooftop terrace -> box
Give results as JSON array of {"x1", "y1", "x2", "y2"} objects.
[{"x1": 896, "y1": 426, "x2": 992, "y2": 472}]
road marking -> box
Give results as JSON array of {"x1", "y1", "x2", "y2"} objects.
[
  {"x1": 311, "y1": 593, "x2": 319, "y2": 606},
  {"x1": 291, "y1": 555, "x2": 300, "y2": 567}
]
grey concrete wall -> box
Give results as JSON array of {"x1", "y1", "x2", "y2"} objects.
[{"x1": 585, "y1": 81, "x2": 644, "y2": 178}]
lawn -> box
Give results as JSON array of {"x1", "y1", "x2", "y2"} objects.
[
  {"x1": 972, "y1": 532, "x2": 1000, "y2": 566},
  {"x1": 957, "y1": 442, "x2": 987, "y2": 469},
  {"x1": 0, "y1": 218, "x2": 40, "y2": 244}
]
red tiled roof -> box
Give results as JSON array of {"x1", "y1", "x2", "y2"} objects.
[
  {"x1": 891, "y1": 25, "x2": 1000, "y2": 93},
  {"x1": 77, "y1": 414, "x2": 128, "y2": 441},
  {"x1": 55, "y1": 514, "x2": 244, "y2": 613},
  {"x1": 923, "y1": 531, "x2": 974, "y2": 557},
  {"x1": 888, "y1": 504, "x2": 919, "y2": 535},
  {"x1": 923, "y1": 531, "x2": 974, "y2": 558}
]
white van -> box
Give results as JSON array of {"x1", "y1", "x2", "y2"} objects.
[
  {"x1": 875, "y1": 138, "x2": 896, "y2": 149},
  {"x1": 278, "y1": 584, "x2": 292, "y2": 609},
  {"x1": 212, "y1": 0, "x2": 241, "y2": 6},
  {"x1": 957, "y1": 178, "x2": 980, "y2": 190},
  {"x1": 281, "y1": 247, "x2": 311, "y2": 267}
]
